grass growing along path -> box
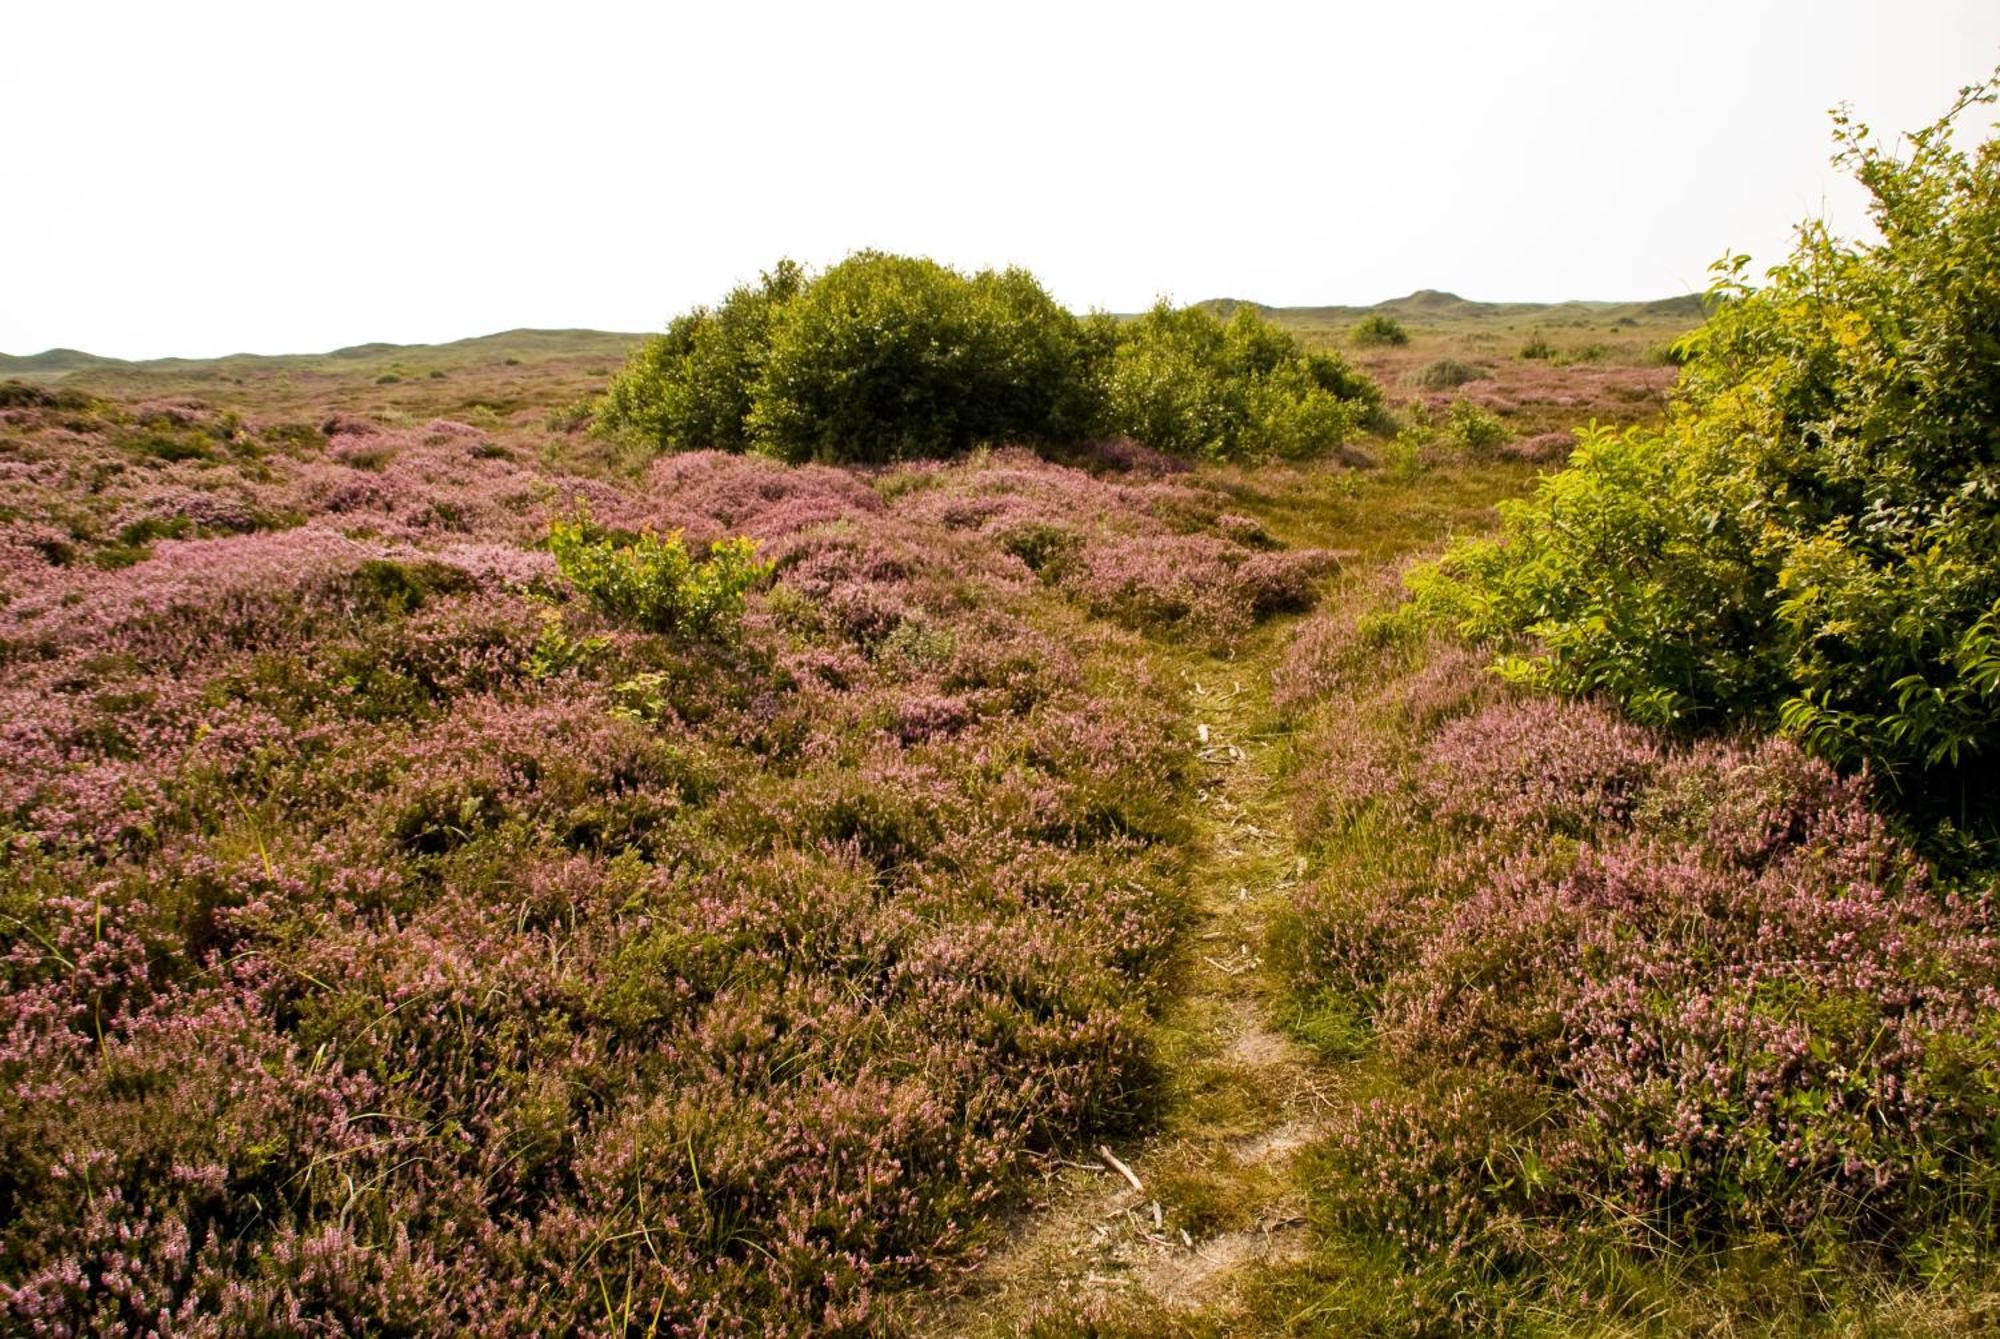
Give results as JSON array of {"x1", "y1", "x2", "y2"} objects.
[
  {"x1": 914, "y1": 638, "x2": 1324, "y2": 1332},
  {"x1": 909, "y1": 462, "x2": 1544, "y2": 1336}
]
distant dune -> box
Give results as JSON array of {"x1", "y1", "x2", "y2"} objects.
[
  {"x1": 1199, "y1": 289, "x2": 1704, "y2": 325},
  {"x1": 1, "y1": 296, "x2": 1701, "y2": 378}
]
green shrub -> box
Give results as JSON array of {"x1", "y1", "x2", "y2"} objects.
[
  {"x1": 1383, "y1": 428, "x2": 1427, "y2": 481},
  {"x1": 544, "y1": 397, "x2": 594, "y2": 434},
  {"x1": 1100, "y1": 302, "x2": 1377, "y2": 462},
  {"x1": 599, "y1": 254, "x2": 1097, "y2": 463},
  {"x1": 1408, "y1": 76, "x2": 2000, "y2": 824},
  {"x1": 548, "y1": 511, "x2": 769, "y2": 636},
  {"x1": 1438, "y1": 399, "x2": 1507, "y2": 454},
  {"x1": 349, "y1": 558, "x2": 475, "y2": 617},
  {"x1": 750, "y1": 253, "x2": 1098, "y2": 463},
  {"x1": 120, "y1": 429, "x2": 216, "y2": 463},
  {"x1": 1348, "y1": 312, "x2": 1409, "y2": 347},
  {"x1": 599, "y1": 260, "x2": 804, "y2": 452},
  {"x1": 1402, "y1": 358, "x2": 1488, "y2": 390},
  {"x1": 1519, "y1": 331, "x2": 1555, "y2": 360},
  {"x1": 597, "y1": 254, "x2": 1379, "y2": 465}
]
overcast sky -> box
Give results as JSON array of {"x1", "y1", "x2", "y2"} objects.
[{"x1": 6, "y1": 1, "x2": 1997, "y2": 360}]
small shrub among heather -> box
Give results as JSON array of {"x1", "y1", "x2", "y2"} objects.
[
  {"x1": 751, "y1": 253, "x2": 1102, "y2": 463},
  {"x1": 1099, "y1": 302, "x2": 1378, "y2": 462},
  {"x1": 547, "y1": 510, "x2": 768, "y2": 636},
  {"x1": 1403, "y1": 357, "x2": 1489, "y2": 390},
  {"x1": 1437, "y1": 398, "x2": 1507, "y2": 455},
  {"x1": 1348, "y1": 312, "x2": 1410, "y2": 347},
  {"x1": 599, "y1": 253, "x2": 1100, "y2": 462}
]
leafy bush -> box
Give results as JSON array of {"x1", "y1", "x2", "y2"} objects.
[
  {"x1": 548, "y1": 510, "x2": 769, "y2": 636},
  {"x1": 1552, "y1": 341, "x2": 1611, "y2": 365},
  {"x1": 1518, "y1": 331, "x2": 1555, "y2": 360},
  {"x1": 598, "y1": 254, "x2": 1380, "y2": 465},
  {"x1": 1099, "y1": 302, "x2": 1378, "y2": 462},
  {"x1": 1402, "y1": 357, "x2": 1488, "y2": 390},
  {"x1": 1438, "y1": 398, "x2": 1507, "y2": 455},
  {"x1": 750, "y1": 253, "x2": 1100, "y2": 463},
  {"x1": 1348, "y1": 312, "x2": 1409, "y2": 347},
  {"x1": 1408, "y1": 77, "x2": 2000, "y2": 824},
  {"x1": 1647, "y1": 337, "x2": 1694, "y2": 367},
  {"x1": 598, "y1": 260, "x2": 804, "y2": 452},
  {"x1": 599, "y1": 254, "x2": 1095, "y2": 463}
]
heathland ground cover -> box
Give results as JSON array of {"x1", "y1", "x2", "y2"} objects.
[
  {"x1": 6, "y1": 81, "x2": 1999, "y2": 1335},
  {"x1": 0, "y1": 297, "x2": 1684, "y2": 1333}
]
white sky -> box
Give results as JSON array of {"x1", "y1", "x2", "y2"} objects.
[{"x1": 6, "y1": 0, "x2": 1997, "y2": 360}]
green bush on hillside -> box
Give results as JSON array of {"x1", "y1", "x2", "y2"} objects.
[
  {"x1": 1348, "y1": 312, "x2": 1409, "y2": 346},
  {"x1": 1407, "y1": 76, "x2": 2000, "y2": 821},
  {"x1": 596, "y1": 254, "x2": 1378, "y2": 465}
]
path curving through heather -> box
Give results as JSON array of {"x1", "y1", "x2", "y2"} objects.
[{"x1": 912, "y1": 636, "x2": 1338, "y2": 1334}]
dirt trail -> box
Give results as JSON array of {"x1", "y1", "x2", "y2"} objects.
[{"x1": 915, "y1": 655, "x2": 1335, "y2": 1333}]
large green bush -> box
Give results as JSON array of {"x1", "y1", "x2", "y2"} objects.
[
  {"x1": 1100, "y1": 302, "x2": 1379, "y2": 462},
  {"x1": 597, "y1": 254, "x2": 1378, "y2": 465},
  {"x1": 600, "y1": 261, "x2": 804, "y2": 453},
  {"x1": 1408, "y1": 77, "x2": 2000, "y2": 818},
  {"x1": 749, "y1": 252, "x2": 1099, "y2": 463},
  {"x1": 599, "y1": 253, "x2": 1098, "y2": 463}
]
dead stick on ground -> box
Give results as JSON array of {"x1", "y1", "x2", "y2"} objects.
[{"x1": 1097, "y1": 1145, "x2": 1144, "y2": 1195}]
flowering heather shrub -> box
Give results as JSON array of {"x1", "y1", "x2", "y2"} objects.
[
  {"x1": 863, "y1": 447, "x2": 1338, "y2": 647},
  {"x1": 0, "y1": 383, "x2": 1327, "y2": 1332},
  {"x1": 1069, "y1": 536, "x2": 1330, "y2": 645},
  {"x1": 1499, "y1": 428, "x2": 1574, "y2": 463},
  {"x1": 1307, "y1": 1072, "x2": 1594, "y2": 1331},
  {"x1": 1277, "y1": 598, "x2": 2000, "y2": 1303}
]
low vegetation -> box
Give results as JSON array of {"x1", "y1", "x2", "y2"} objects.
[
  {"x1": 0, "y1": 376, "x2": 1343, "y2": 1331},
  {"x1": 1241, "y1": 77, "x2": 2000, "y2": 1336},
  {"x1": 1401, "y1": 356, "x2": 1489, "y2": 390},
  {"x1": 1268, "y1": 603, "x2": 2000, "y2": 1330},
  {"x1": 1097, "y1": 302, "x2": 1380, "y2": 462},
  {"x1": 4, "y1": 70, "x2": 1992, "y2": 1339}
]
